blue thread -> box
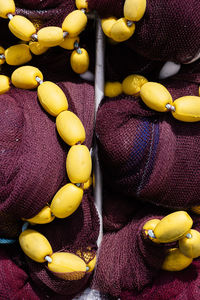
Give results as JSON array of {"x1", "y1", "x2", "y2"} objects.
[
  {"x1": 22, "y1": 222, "x2": 29, "y2": 232},
  {"x1": 0, "y1": 238, "x2": 16, "y2": 244}
]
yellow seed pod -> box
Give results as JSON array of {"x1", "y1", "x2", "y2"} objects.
[
  {"x1": 70, "y1": 48, "x2": 89, "y2": 74},
  {"x1": 29, "y1": 41, "x2": 48, "y2": 55},
  {"x1": 143, "y1": 219, "x2": 160, "y2": 243},
  {"x1": 62, "y1": 10, "x2": 87, "y2": 38},
  {"x1": 66, "y1": 145, "x2": 92, "y2": 183},
  {"x1": 9, "y1": 15, "x2": 36, "y2": 41},
  {"x1": 50, "y1": 183, "x2": 83, "y2": 218},
  {"x1": 179, "y1": 229, "x2": 200, "y2": 259},
  {"x1": 162, "y1": 248, "x2": 193, "y2": 271},
  {"x1": 104, "y1": 82, "x2": 122, "y2": 98},
  {"x1": 19, "y1": 229, "x2": 53, "y2": 263},
  {"x1": 140, "y1": 82, "x2": 173, "y2": 112},
  {"x1": 56, "y1": 110, "x2": 85, "y2": 146},
  {"x1": 101, "y1": 17, "x2": 117, "y2": 38},
  {"x1": 124, "y1": 0, "x2": 146, "y2": 22},
  {"x1": 5, "y1": 44, "x2": 32, "y2": 65},
  {"x1": 122, "y1": 74, "x2": 148, "y2": 96},
  {"x1": 37, "y1": 81, "x2": 68, "y2": 117},
  {"x1": 37, "y1": 27, "x2": 64, "y2": 47},
  {"x1": 0, "y1": 0, "x2": 15, "y2": 18},
  {"x1": 110, "y1": 18, "x2": 135, "y2": 42},
  {"x1": 48, "y1": 252, "x2": 86, "y2": 280},
  {"x1": 87, "y1": 255, "x2": 97, "y2": 272},
  {"x1": 75, "y1": 0, "x2": 89, "y2": 11},
  {"x1": 11, "y1": 66, "x2": 43, "y2": 89},
  {"x1": 83, "y1": 176, "x2": 92, "y2": 190},
  {"x1": 172, "y1": 96, "x2": 200, "y2": 122},
  {"x1": 0, "y1": 46, "x2": 5, "y2": 65},
  {"x1": 0, "y1": 75, "x2": 10, "y2": 95},
  {"x1": 23, "y1": 206, "x2": 55, "y2": 224},
  {"x1": 154, "y1": 211, "x2": 193, "y2": 243},
  {"x1": 59, "y1": 36, "x2": 80, "y2": 50},
  {"x1": 191, "y1": 205, "x2": 200, "y2": 214}
]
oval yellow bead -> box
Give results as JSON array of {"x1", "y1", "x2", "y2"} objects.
[
  {"x1": 37, "y1": 26, "x2": 64, "y2": 47},
  {"x1": 11, "y1": 66, "x2": 43, "y2": 89},
  {"x1": 110, "y1": 18, "x2": 135, "y2": 42},
  {"x1": 19, "y1": 229, "x2": 53, "y2": 263},
  {"x1": 66, "y1": 145, "x2": 92, "y2": 183},
  {"x1": 101, "y1": 17, "x2": 117, "y2": 38},
  {"x1": 70, "y1": 48, "x2": 89, "y2": 74},
  {"x1": 0, "y1": 46, "x2": 5, "y2": 65},
  {"x1": 143, "y1": 219, "x2": 161, "y2": 243},
  {"x1": 8, "y1": 15, "x2": 36, "y2": 41},
  {"x1": 62, "y1": 10, "x2": 87, "y2": 37},
  {"x1": 104, "y1": 82, "x2": 122, "y2": 98},
  {"x1": 122, "y1": 74, "x2": 148, "y2": 96},
  {"x1": 0, "y1": 0, "x2": 15, "y2": 18},
  {"x1": 37, "y1": 81, "x2": 68, "y2": 116},
  {"x1": 179, "y1": 229, "x2": 200, "y2": 259},
  {"x1": 23, "y1": 206, "x2": 55, "y2": 224},
  {"x1": 75, "y1": 0, "x2": 89, "y2": 11},
  {"x1": 172, "y1": 96, "x2": 200, "y2": 122},
  {"x1": 154, "y1": 211, "x2": 193, "y2": 243},
  {"x1": 29, "y1": 41, "x2": 48, "y2": 55},
  {"x1": 87, "y1": 255, "x2": 97, "y2": 272},
  {"x1": 83, "y1": 176, "x2": 92, "y2": 190},
  {"x1": 162, "y1": 248, "x2": 193, "y2": 271},
  {"x1": 56, "y1": 110, "x2": 85, "y2": 146},
  {"x1": 50, "y1": 183, "x2": 83, "y2": 218},
  {"x1": 48, "y1": 252, "x2": 86, "y2": 280},
  {"x1": 5, "y1": 44, "x2": 32, "y2": 66},
  {"x1": 0, "y1": 75, "x2": 10, "y2": 95},
  {"x1": 124, "y1": 0, "x2": 146, "y2": 21},
  {"x1": 59, "y1": 36, "x2": 80, "y2": 50},
  {"x1": 140, "y1": 82, "x2": 173, "y2": 112}
]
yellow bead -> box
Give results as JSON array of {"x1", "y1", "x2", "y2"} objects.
[
  {"x1": 29, "y1": 41, "x2": 48, "y2": 55},
  {"x1": 154, "y1": 211, "x2": 193, "y2": 243},
  {"x1": 172, "y1": 96, "x2": 200, "y2": 122},
  {"x1": 179, "y1": 229, "x2": 200, "y2": 259},
  {"x1": 50, "y1": 183, "x2": 83, "y2": 218},
  {"x1": 56, "y1": 110, "x2": 85, "y2": 146},
  {"x1": 37, "y1": 81, "x2": 68, "y2": 117},
  {"x1": 162, "y1": 248, "x2": 193, "y2": 271},
  {"x1": 143, "y1": 219, "x2": 161, "y2": 243},
  {"x1": 122, "y1": 74, "x2": 148, "y2": 96},
  {"x1": 0, "y1": 46, "x2": 5, "y2": 65},
  {"x1": 9, "y1": 15, "x2": 36, "y2": 41},
  {"x1": 0, "y1": 0, "x2": 15, "y2": 18},
  {"x1": 66, "y1": 145, "x2": 92, "y2": 183},
  {"x1": 37, "y1": 26, "x2": 64, "y2": 47},
  {"x1": 104, "y1": 82, "x2": 122, "y2": 98},
  {"x1": 19, "y1": 229, "x2": 53, "y2": 263},
  {"x1": 11, "y1": 66, "x2": 43, "y2": 89},
  {"x1": 59, "y1": 36, "x2": 80, "y2": 50},
  {"x1": 48, "y1": 252, "x2": 86, "y2": 280},
  {"x1": 23, "y1": 206, "x2": 55, "y2": 224},
  {"x1": 87, "y1": 255, "x2": 96, "y2": 272},
  {"x1": 83, "y1": 176, "x2": 92, "y2": 190},
  {"x1": 75, "y1": 0, "x2": 89, "y2": 11},
  {"x1": 62, "y1": 10, "x2": 87, "y2": 37},
  {"x1": 101, "y1": 17, "x2": 117, "y2": 38},
  {"x1": 0, "y1": 75, "x2": 10, "y2": 95},
  {"x1": 124, "y1": 0, "x2": 146, "y2": 21},
  {"x1": 70, "y1": 48, "x2": 89, "y2": 74},
  {"x1": 110, "y1": 18, "x2": 135, "y2": 42},
  {"x1": 5, "y1": 44, "x2": 32, "y2": 65},
  {"x1": 140, "y1": 82, "x2": 173, "y2": 112}
]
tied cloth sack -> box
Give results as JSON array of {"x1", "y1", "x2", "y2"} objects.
[{"x1": 0, "y1": 0, "x2": 99, "y2": 298}]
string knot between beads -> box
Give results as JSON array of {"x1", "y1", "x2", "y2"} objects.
[
  {"x1": 166, "y1": 103, "x2": 175, "y2": 112},
  {"x1": 147, "y1": 229, "x2": 156, "y2": 239}
]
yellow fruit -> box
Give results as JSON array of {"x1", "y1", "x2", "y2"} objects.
[
  {"x1": 0, "y1": 75, "x2": 10, "y2": 95},
  {"x1": 23, "y1": 206, "x2": 55, "y2": 224},
  {"x1": 56, "y1": 110, "x2": 85, "y2": 146},
  {"x1": 70, "y1": 48, "x2": 89, "y2": 74},
  {"x1": 29, "y1": 41, "x2": 48, "y2": 55},
  {"x1": 0, "y1": 46, "x2": 5, "y2": 65},
  {"x1": 9, "y1": 15, "x2": 36, "y2": 41},
  {"x1": 75, "y1": 0, "x2": 89, "y2": 11},
  {"x1": 62, "y1": 10, "x2": 87, "y2": 37},
  {"x1": 179, "y1": 229, "x2": 200, "y2": 258},
  {"x1": 66, "y1": 145, "x2": 92, "y2": 183},
  {"x1": 37, "y1": 27, "x2": 64, "y2": 47},
  {"x1": 110, "y1": 18, "x2": 135, "y2": 42},
  {"x1": 122, "y1": 74, "x2": 148, "y2": 96},
  {"x1": 37, "y1": 81, "x2": 68, "y2": 116},
  {"x1": 172, "y1": 96, "x2": 200, "y2": 122},
  {"x1": 11, "y1": 66, "x2": 43, "y2": 89},
  {"x1": 154, "y1": 211, "x2": 193, "y2": 243},
  {"x1": 48, "y1": 252, "x2": 86, "y2": 280},
  {"x1": 83, "y1": 176, "x2": 93, "y2": 190},
  {"x1": 50, "y1": 183, "x2": 83, "y2": 218},
  {"x1": 104, "y1": 82, "x2": 122, "y2": 97},
  {"x1": 59, "y1": 36, "x2": 80, "y2": 50},
  {"x1": 19, "y1": 229, "x2": 53, "y2": 262},
  {"x1": 5, "y1": 44, "x2": 32, "y2": 65},
  {"x1": 124, "y1": 0, "x2": 146, "y2": 21},
  {"x1": 0, "y1": 0, "x2": 15, "y2": 18},
  {"x1": 101, "y1": 17, "x2": 117, "y2": 38},
  {"x1": 140, "y1": 82, "x2": 173, "y2": 112},
  {"x1": 162, "y1": 248, "x2": 193, "y2": 271}
]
